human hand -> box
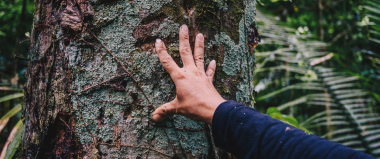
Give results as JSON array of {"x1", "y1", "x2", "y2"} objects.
[{"x1": 152, "y1": 25, "x2": 226, "y2": 125}]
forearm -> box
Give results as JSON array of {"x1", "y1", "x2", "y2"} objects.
[{"x1": 212, "y1": 101, "x2": 375, "y2": 159}]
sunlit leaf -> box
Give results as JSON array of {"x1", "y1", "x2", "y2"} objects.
[
  {"x1": 364, "y1": 5, "x2": 380, "y2": 15},
  {"x1": 0, "y1": 93, "x2": 24, "y2": 103},
  {"x1": 258, "y1": 83, "x2": 323, "y2": 101},
  {"x1": 277, "y1": 96, "x2": 308, "y2": 111},
  {"x1": 0, "y1": 120, "x2": 22, "y2": 159},
  {"x1": 370, "y1": 38, "x2": 380, "y2": 44},
  {"x1": 0, "y1": 104, "x2": 22, "y2": 133},
  {"x1": 0, "y1": 87, "x2": 23, "y2": 91}
]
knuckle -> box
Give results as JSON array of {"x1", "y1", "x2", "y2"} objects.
[
  {"x1": 156, "y1": 47, "x2": 165, "y2": 53},
  {"x1": 180, "y1": 34, "x2": 189, "y2": 40},
  {"x1": 194, "y1": 55, "x2": 204, "y2": 62},
  {"x1": 175, "y1": 72, "x2": 186, "y2": 80},
  {"x1": 197, "y1": 42, "x2": 204, "y2": 49},
  {"x1": 207, "y1": 69, "x2": 215, "y2": 76},
  {"x1": 161, "y1": 57, "x2": 172, "y2": 67},
  {"x1": 180, "y1": 47, "x2": 192, "y2": 55}
]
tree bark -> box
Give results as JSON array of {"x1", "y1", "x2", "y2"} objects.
[{"x1": 22, "y1": 0, "x2": 256, "y2": 158}]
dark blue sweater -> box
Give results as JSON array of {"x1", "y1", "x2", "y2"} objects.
[{"x1": 212, "y1": 100, "x2": 375, "y2": 159}]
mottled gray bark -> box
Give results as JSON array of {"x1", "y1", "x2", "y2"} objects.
[{"x1": 22, "y1": 0, "x2": 256, "y2": 158}]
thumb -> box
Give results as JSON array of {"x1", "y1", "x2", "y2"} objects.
[{"x1": 152, "y1": 98, "x2": 178, "y2": 122}]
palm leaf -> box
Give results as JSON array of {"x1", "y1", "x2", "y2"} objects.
[
  {"x1": 0, "y1": 120, "x2": 22, "y2": 159},
  {"x1": 255, "y1": 8, "x2": 380, "y2": 157},
  {"x1": 0, "y1": 93, "x2": 24, "y2": 103},
  {"x1": 0, "y1": 87, "x2": 23, "y2": 91},
  {"x1": 0, "y1": 104, "x2": 22, "y2": 133}
]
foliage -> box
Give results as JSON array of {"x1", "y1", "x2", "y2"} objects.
[
  {"x1": 0, "y1": 0, "x2": 34, "y2": 83},
  {"x1": 255, "y1": 5, "x2": 380, "y2": 157},
  {"x1": 0, "y1": 0, "x2": 33, "y2": 157},
  {"x1": 0, "y1": 90, "x2": 23, "y2": 158},
  {"x1": 258, "y1": 0, "x2": 380, "y2": 102},
  {"x1": 267, "y1": 107, "x2": 312, "y2": 133}
]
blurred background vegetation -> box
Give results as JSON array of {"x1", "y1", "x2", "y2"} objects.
[
  {"x1": 0, "y1": 0, "x2": 33, "y2": 158},
  {"x1": 0, "y1": 0, "x2": 379, "y2": 158},
  {"x1": 255, "y1": 0, "x2": 380, "y2": 157}
]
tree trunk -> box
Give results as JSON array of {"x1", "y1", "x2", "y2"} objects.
[{"x1": 22, "y1": 0, "x2": 256, "y2": 158}]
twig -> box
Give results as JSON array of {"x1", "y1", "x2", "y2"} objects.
[
  {"x1": 330, "y1": 27, "x2": 352, "y2": 44},
  {"x1": 59, "y1": 116, "x2": 72, "y2": 130},
  {"x1": 85, "y1": 26, "x2": 153, "y2": 107},
  {"x1": 14, "y1": 55, "x2": 29, "y2": 61},
  {"x1": 63, "y1": 45, "x2": 97, "y2": 143},
  {"x1": 93, "y1": 100, "x2": 133, "y2": 106},
  {"x1": 162, "y1": 128, "x2": 177, "y2": 155},
  {"x1": 76, "y1": 73, "x2": 128, "y2": 95}
]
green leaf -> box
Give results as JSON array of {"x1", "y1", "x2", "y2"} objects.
[
  {"x1": 282, "y1": 116, "x2": 300, "y2": 128},
  {"x1": 255, "y1": 65, "x2": 309, "y2": 74},
  {"x1": 0, "y1": 104, "x2": 22, "y2": 133},
  {"x1": 366, "y1": 0, "x2": 380, "y2": 8},
  {"x1": 0, "y1": 87, "x2": 23, "y2": 91},
  {"x1": 372, "y1": 93, "x2": 380, "y2": 102},
  {"x1": 277, "y1": 95, "x2": 309, "y2": 111},
  {"x1": 267, "y1": 107, "x2": 280, "y2": 114},
  {"x1": 300, "y1": 127, "x2": 313, "y2": 134},
  {"x1": 367, "y1": 14, "x2": 380, "y2": 22},
  {"x1": 364, "y1": 5, "x2": 380, "y2": 15},
  {"x1": 370, "y1": 30, "x2": 380, "y2": 36},
  {"x1": 0, "y1": 93, "x2": 24, "y2": 103},
  {"x1": 370, "y1": 38, "x2": 380, "y2": 44},
  {"x1": 0, "y1": 120, "x2": 22, "y2": 159},
  {"x1": 266, "y1": 107, "x2": 311, "y2": 133},
  {"x1": 267, "y1": 107, "x2": 282, "y2": 119},
  {"x1": 257, "y1": 83, "x2": 322, "y2": 101}
]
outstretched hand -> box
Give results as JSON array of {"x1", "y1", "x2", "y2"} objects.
[{"x1": 152, "y1": 25, "x2": 226, "y2": 125}]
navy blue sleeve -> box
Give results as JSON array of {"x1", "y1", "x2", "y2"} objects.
[{"x1": 212, "y1": 100, "x2": 375, "y2": 159}]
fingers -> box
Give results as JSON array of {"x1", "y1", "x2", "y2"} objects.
[
  {"x1": 179, "y1": 25, "x2": 195, "y2": 68},
  {"x1": 152, "y1": 99, "x2": 179, "y2": 122},
  {"x1": 194, "y1": 33, "x2": 205, "y2": 72},
  {"x1": 155, "y1": 39, "x2": 180, "y2": 75},
  {"x1": 206, "y1": 60, "x2": 216, "y2": 84}
]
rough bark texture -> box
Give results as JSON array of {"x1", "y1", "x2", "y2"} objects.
[{"x1": 22, "y1": 0, "x2": 256, "y2": 158}]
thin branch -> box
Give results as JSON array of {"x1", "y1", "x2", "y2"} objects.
[
  {"x1": 162, "y1": 128, "x2": 177, "y2": 155},
  {"x1": 76, "y1": 73, "x2": 128, "y2": 95},
  {"x1": 93, "y1": 100, "x2": 133, "y2": 106},
  {"x1": 63, "y1": 45, "x2": 97, "y2": 142},
  {"x1": 329, "y1": 27, "x2": 352, "y2": 44},
  {"x1": 85, "y1": 26, "x2": 153, "y2": 107}
]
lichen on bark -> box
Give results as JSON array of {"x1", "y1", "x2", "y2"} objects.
[{"x1": 23, "y1": 0, "x2": 256, "y2": 158}]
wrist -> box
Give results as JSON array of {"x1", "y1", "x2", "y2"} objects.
[{"x1": 205, "y1": 97, "x2": 226, "y2": 125}]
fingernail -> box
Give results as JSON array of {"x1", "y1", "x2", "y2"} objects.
[
  {"x1": 156, "y1": 38, "x2": 162, "y2": 43},
  {"x1": 197, "y1": 33, "x2": 204, "y2": 42},
  {"x1": 181, "y1": 24, "x2": 188, "y2": 32},
  {"x1": 211, "y1": 60, "x2": 216, "y2": 66},
  {"x1": 152, "y1": 113, "x2": 161, "y2": 122}
]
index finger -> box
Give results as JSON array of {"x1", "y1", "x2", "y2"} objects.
[{"x1": 155, "y1": 39, "x2": 180, "y2": 74}]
